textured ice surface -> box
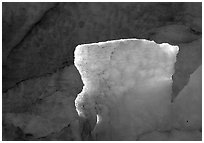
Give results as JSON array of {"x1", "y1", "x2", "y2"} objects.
[{"x1": 74, "y1": 39, "x2": 179, "y2": 140}]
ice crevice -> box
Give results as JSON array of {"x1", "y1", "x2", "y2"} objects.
[{"x1": 74, "y1": 38, "x2": 201, "y2": 140}]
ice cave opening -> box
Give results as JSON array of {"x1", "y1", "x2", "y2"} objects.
[{"x1": 74, "y1": 39, "x2": 202, "y2": 141}]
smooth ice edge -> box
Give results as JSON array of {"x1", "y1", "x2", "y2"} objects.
[
  {"x1": 75, "y1": 38, "x2": 178, "y2": 48},
  {"x1": 74, "y1": 38, "x2": 179, "y2": 60}
]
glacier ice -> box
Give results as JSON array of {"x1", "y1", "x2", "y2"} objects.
[{"x1": 74, "y1": 39, "x2": 180, "y2": 140}]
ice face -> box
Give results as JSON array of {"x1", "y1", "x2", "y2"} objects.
[{"x1": 74, "y1": 39, "x2": 180, "y2": 140}]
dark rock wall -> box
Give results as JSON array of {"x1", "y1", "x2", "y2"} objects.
[
  {"x1": 2, "y1": 2, "x2": 57, "y2": 65},
  {"x1": 3, "y1": 2, "x2": 200, "y2": 91}
]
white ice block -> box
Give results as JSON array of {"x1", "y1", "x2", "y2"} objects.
[{"x1": 74, "y1": 39, "x2": 179, "y2": 140}]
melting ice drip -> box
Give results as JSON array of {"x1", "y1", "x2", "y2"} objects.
[{"x1": 74, "y1": 39, "x2": 179, "y2": 140}]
